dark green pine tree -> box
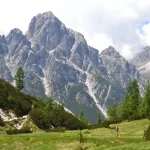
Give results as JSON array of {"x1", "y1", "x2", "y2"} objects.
[
  {"x1": 143, "y1": 81, "x2": 150, "y2": 117},
  {"x1": 107, "y1": 103, "x2": 118, "y2": 121},
  {"x1": 79, "y1": 110, "x2": 88, "y2": 124},
  {"x1": 118, "y1": 98, "x2": 129, "y2": 120},
  {"x1": 127, "y1": 79, "x2": 140, "y2": 115},
  {"x1": 15, "y1": 67, "x2": 24, "y2": 91},
  {"x1": 97, "y1": 111, "x2": 102, "y2": 124},
  {"x1": 118, "y1": 79, "x2": 141, "y2": 120},
  {"x1": 79, "y1": 110, "x2": 84, "y2": 121}
]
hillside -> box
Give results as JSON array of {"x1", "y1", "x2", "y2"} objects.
[
  {"x1": 0, "y1": 80, "x2": 87, "y2": 130},
  {"x1": 0, "y1": 119, "x2": 149, "y2": 149},
  {"x1": 0, "y1": 79, "x2": 39, "y2": 117}
]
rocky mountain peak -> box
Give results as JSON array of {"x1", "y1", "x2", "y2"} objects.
[
  {"x1": 132, "y1": 46, "x2": 150, "y2": 80},
  {"x1": 36, "y1": 11, "x2": 55, "y2": 20},
  {"x1": 26, "y1": 11, "x2": 67, "y2": 51},
  {"x1": 6, "y1": 28, "x2": 30, "y2": 47},
  {"x1": 11, "y1": 28, "x2": 22, "y2": 34},
  {"x1": 133, "y1": 46, "x2": 150, "y2": 69},
  {"x1": 100, "y1": 46, "x2": 138, "y2": 88},
  {"x1": 100, "y1": 46, "x2": 121, "y2": 58},
  {"x1": 7, "y1": 28, "x2": 24, "y2": 37}
]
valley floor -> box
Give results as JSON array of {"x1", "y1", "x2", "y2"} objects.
[{"x1": 0, "y1": 119, "x2": 150, "y2": 150}]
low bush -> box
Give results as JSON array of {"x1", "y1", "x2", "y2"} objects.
[
  {"x1": 46, "y1": 127, "x2": 65, "y2": 132},
  {"x1": 6, "y1": 126, "x2": 32, "y2": 135},
  {"x1": 87, "y1": 123, "x2": 103, "y2": 130},
  {"x1": 143, "y1": 124, "x2": 150, "y2": 141},
  {"x1": 87, "y1": 118, "x2": 122, "y2": 130},
  {"x1": 78, "y1": 130, "x2": 87, "y2": 143},
  {"x1": 0, "y1": 116, "x2": 5, "y2": 127},
  {"x1": 128, "y1": 113, "x2": 142, "y2": 121}
]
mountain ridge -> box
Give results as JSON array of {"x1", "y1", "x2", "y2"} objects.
[{"x1": 0, "y1": 11, "x2": 143, "y2": 123}]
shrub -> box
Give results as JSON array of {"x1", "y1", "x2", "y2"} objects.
[
  {"x1": 78, "y1": 130, "x2": 87, "y2": 143},
  {"x1": 63, "y1": 112, "x2": 87, "y2": 130},
  {"x1": 30, "y1": 108, "x2": 48, "y2": 130},
  {"x1": 75, "y1": 144, "x2": 87, "y2": 150},
  {"x1": 6, "y1": 126, "x2": 32, "y2": 135},
  {"x1": 20, "y1": 126, "x2": 33, "y2": 133},
  {"x1": 87, "y1": 118, "x2": 122, "y2": 130},
  {"x1": 143, "y1": 124, "x2": 150, "y2": 141},
  {"x1": 0, "y1": 116, "x2": 5, "y2": 127},
  {"x1": 6, "y1": 128, "x2": 17, "y2": 135},
  {"x1": 87, "y1": 123, "x2": 103, "y2": 130},
  {"x1": 102, "y1": 118, "x2": 122, "y2": 128},
  {"x1": 84, "y1": 129, "x2": 90, "y2": 134},
  {"x1": 46, "y1": 127, "x2": 65, "y2": 132},
  {"x1": 128, "y1": 113, "x2": 141, "y2": 121}
]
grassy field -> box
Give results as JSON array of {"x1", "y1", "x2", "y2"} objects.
[{"x1": 0, "y1": 119, "x2": 150, "y2": 150}]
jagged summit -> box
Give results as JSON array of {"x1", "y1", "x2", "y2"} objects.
[
  {"x1": 133, "y1": 46, "x2": 150, "y2": 69},
  {"x1": 9, "y1": 28, "x2": 22, "y2": 34},
  {"x1": 132, "y1": 46, "x2": 150, "y2": 80},
  {"x1": 26, "y1": 11, "x2": 67, "y2": 50},
  {"x1": 100, "y1": 46, "x2": 139, "y2": 88},
  {"x1": 6, "y1": 28, "x2": 31, "y2": 51},
  {"x1": 36, "y1": 11, "x2": 55, "y2": 20},
  {"x1": 100, "y1": 46, "x2": 121, "y2": 58}
]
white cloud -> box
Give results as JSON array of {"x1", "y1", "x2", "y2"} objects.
[
  {"x1": 1, "y1": 0, "x2": 150, "y2": 60},
  {"x1": 138, "y1": 23, "x2": 150, "y2": 45},
  {"x1": 87, "y1": 33, "x2": 113, "y2": 53},
  {"x1": 120, "y1": 45, "x2": 135, "y2": 60}
]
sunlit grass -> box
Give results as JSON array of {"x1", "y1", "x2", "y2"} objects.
[{"x1": 0, "y1": 119, "x2": 150, "y2": 150}]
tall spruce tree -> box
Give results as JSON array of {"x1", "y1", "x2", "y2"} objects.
[
  {"x1": 118, "y1": 98, "x2": 129, "y2": 120},
  {"x1": 127, "y1": 79, "x2": 140, "y2": 115},
  {"x1": 79, "y1": 110, "x2": 88, "y2": 124},
  {"x1": 15, "y1": 67, "x2": 24, "y2": 91},
  {"x1": 107, "y1": 103, "x2": 118, "y2": 121},
  {"x1": 143, "y1": 81, "x2": 150, "y2": 117},
  {"x1": 118, "y1": 79, "x2": 141, "y2": 120},
  {"x1": 97, "y1": 111, "x2": 102, "y2": 124}
]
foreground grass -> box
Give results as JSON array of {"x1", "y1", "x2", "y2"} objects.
[{"x1": 0, "y1": 119, "x2": 150, "y2": 150}]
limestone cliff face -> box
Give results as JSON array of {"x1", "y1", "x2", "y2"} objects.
[
  {"x1": 0, "y1": 11, "x2": 142, "y2": 123},
  {"x1": 0, "y1": 35, "x2": 12, "y2": 82}
]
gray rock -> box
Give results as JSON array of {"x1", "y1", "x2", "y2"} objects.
[
  {"x1": 133, "y1": 46, "x2": 150, "y2": 69},
  {"x1": 0, "y1": 55, "x2": 13, "y2": 82},
  {"x1": 26, "y1": 11, "x2": 68, "y2": 51},
  {"x1": 132, "y1": 46, "x2": 150, "y2": 82},
  {"x1": 0, "y1": 35, "x2": 8, "y2": 56}
]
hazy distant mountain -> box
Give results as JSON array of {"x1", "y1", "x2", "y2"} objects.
[
  {"x1": 132, "y1": 46, "x2": 150, "y2": 80},
  {"x1": 0, "y1": 11, "x2": 142, "y2": 123}
]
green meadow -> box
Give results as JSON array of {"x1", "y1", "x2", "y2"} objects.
[{"x1": 0, "y1": 119, "x2": 150, "y2": 150}]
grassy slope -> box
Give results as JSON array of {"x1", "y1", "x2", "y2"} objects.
[{"x1": 0, "y1": 119, "x2": 150, "y2": 150}]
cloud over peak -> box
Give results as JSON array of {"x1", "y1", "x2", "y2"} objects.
[{"x1": 1, "y1": 0, "x2": 150, "y2": 60}]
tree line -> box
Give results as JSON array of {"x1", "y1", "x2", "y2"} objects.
[{"x1": 107, "y1": 79, "x2": 150, "y2": 122}]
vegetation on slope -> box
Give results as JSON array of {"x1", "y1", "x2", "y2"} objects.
[
  {"x1": 0, "y1": 79, "x2": 34, "y2": 116},
  {"x1": 107, "y1": 79, "x2": 150, "y2": 122},
  {"x1": 0, "y1": 79, "x2": 87, "y2": 130}
]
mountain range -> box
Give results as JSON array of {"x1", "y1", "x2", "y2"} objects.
[{"x1": 0, "y1": 11, "x2": 148, "y2": 123}]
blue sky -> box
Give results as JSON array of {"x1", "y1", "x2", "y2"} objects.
[
  {"x1": 138, "y1": 21, "x2": 149, "y2": 33},
  {"x1": 1, "y1": 0, "x2": 150, "y2": 60}
]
